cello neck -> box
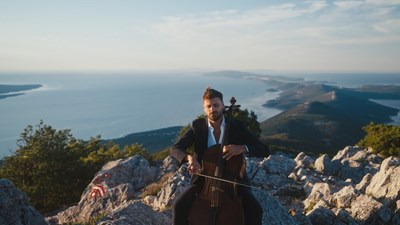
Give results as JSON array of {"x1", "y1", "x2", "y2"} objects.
[{"x1": 214, "y1": 97, "x2": 240, "y2": 178}]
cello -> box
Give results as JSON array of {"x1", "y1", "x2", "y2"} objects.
[{"x1": 189, "y1": 97, "x2": 245, "y2": 225}]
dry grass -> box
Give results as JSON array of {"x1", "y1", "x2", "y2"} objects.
[{"x1": 141, "y1": 172, "x2": 173, "y2": 198}]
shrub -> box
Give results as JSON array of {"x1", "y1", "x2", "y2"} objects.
[{"x1": 357, "y1": 122, "x2": 400, "y2": 158}]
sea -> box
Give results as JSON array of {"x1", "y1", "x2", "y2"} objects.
[{"x1": 0, "y1": 72, "x2": 399, "y2": 158}]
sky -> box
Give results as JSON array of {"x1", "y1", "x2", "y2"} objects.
[{"x1": 0, "y1": 0, "x2": 400, "y2": 73}]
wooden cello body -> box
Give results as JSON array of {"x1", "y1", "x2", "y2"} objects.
[{"x1": 189, "y1": 97, "x2": 245, "y2": 225}]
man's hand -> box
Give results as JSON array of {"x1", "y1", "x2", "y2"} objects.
[
  {"x1": 187, "y1": 154, "x2": 202, "y2": 174},
  {"x1": 222, "y1": 145, "x2": 246, "y2": 160}
]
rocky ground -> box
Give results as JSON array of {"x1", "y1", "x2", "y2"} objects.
[{"x1": 1, "y1": 146, "x2": 399, "y2": 225}]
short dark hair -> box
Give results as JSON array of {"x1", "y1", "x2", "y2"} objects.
[{"x1": 202, "y1": 87, "x2": 223, "y2": 102}]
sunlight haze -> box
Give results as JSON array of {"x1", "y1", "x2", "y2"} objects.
[{"x1": 1, "y1": 0, "x2": 399, "y2": 72}]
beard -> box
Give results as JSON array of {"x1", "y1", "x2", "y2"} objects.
[{"x1": 208, "y1": 111, "x2": 223, "y2": 122}]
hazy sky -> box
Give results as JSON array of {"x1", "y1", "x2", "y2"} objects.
[{"x1": 1, "y1": 0, "x2": 400, "y2": 73}]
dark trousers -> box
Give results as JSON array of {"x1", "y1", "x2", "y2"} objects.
[{"x1": 173, "y1": 181, "x2": 263, "y2": 225}]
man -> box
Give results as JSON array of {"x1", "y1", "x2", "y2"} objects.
[{"x1": 170, "y1": 87, "x2": 269, "y2": 225}]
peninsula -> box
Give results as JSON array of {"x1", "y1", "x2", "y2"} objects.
[
  {"x1": 204, "y1": 71, "x2": 400, "y2": 155},
  {"x1": 0, "y1": 84, "x2": 42, "y2": 99}
]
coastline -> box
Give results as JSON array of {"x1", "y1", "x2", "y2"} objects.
[
  {"x1": 370, "y1": 99, "x2": 400, "y2": 125},
  {"x1": 0, "y1": 84, "x2": 42, "y2": 100},
  {"x1": 1, "y1": 72, "x2": 400, "y2": 158}
]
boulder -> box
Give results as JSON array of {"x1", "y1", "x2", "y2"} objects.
[
  {"x1": 162, "y1": 155, "x2": 179, "y2": 173},
  {"x1": 97, "y1": 200, "x2": 171, "y2": 225},
  {"x1": 332, "y1": 146, "x2": 365, "y2": 161},
  {"x1": 355, "y1": 173, "x2": 373, "y2": 193},
  {"x1": 50, "y1": 155, "x2": 157, "y2": 224},
  {"x1": 315, "y1": 154, "x2": 340, "y2": 176},
  {"x1": 0, "y1": 179, "x2": 47, "y2": 225},
  {"x1": 252, "y1": 189, "x2": 297, "y2": 225},
  {"x1": 350, "y1": 195, "x2": 383, "y2": 224},
  {"x1": 151, "y1": 166, "x2": 190, "y2": 210},
  {"x1": 366, "y1": 156, "x2": 400, "y2": 203},
  {"x1": 262, "y1": 154, "x2": 296, "y2": 176},
  {"x1": 332, "y1": 146, "x2": 382, "y2": 184},
  {"x1": 304, "y1": 183, "x2": 332, "y2": 210},
  {"x1": 334, "y1": 209, "x2": 358, "y2": 225},
  {"x1": 294, "y1": 152, "x2": 315, "y2": 170},
  {"x1": 331, "y1": 186, "x2": 358, "y2": 209},
  {"x1": 307, "y1": 205, "x2": 336, "y2": 225}
]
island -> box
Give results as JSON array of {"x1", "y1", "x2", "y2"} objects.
[{"x1": 0, "y1": 84, "x2": 42, "y2": 99}]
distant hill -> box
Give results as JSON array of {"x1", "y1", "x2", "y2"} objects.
[
  {"x1": 260, "y1": 101, "x2": 364, "y2": 155},
  {"x1": 260, "y1": 83, "x2": 400, "y2": 155},
  {"x1": 104, "y1": 126, "x2": 183, "y2": 153}
]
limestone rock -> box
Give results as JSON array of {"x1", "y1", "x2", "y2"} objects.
[
  {"x1": 42, "y1": 146, "x2": 400, "y2": 225},
  {"x1": 294, "y1": 152, "x2": 315, "y2": 170},
  {"x1": 332, "y1": 146, "x2": 382, "y2": 183},
  {"x1": 315, "y1": 154, "x2": 340, "y2": 176},
  {"x1": 331, "y1": 186, "x2": 358, "y2": 209},
  {"x1": 50, "y1": 155, "x2": 157, "y2": 224},
  {"x1": 252, "y1": 189, "x2": 297, "y2": 225},
  {"x1": 262, "y1": 154, "x2": 296, "y2": 176},
  {"x1": 355, "y1": 173, "x2": 373, "y2": 193},
  {"x1": 151, "y1": 166, "x2": 190, "y2": 210},
  {"x1": 333, "y1": 146, "x2": 365, "y2": 161},
  {"x1": 162, "y1": 155, "x2": 179, "y2": 173},
  {"x1": 307, "y1": 206, "x2": 336, "y2": 225},
  {"x1": 350, "y1": 195, "x2": 382, "y2": 223},
  {"x1": 304, "y1": 183, "x2": 332, "y2": 210},
  {"x1": 0, "y1": 179, "x2": 47, "y2": 225},
  {"x1": 97, "y1": 201, "x2": 171, "y2": 225},
  {"x1": 366, "y1": 156, "x2": 400, "y2": 203}
]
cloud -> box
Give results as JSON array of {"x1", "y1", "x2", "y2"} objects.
[
  {"x1": 151, "y1": 2, "x2": 328, "y2": 36},
  {"x1": 144, "y1": 1, "x2": 400, "y2": 71},
  {"x1": 373, "y1": 19, "x2": 400, "y2": 33},
  {"x1": 155, "y1": 2, "x2": 398, "y2": 46},
  {"x1": 334, "y1": 1, "x2": 365, "y2": 10},
  {"x1": 146, "y1": 2, "x2": 336, "y2": 63},
  {"x1": 335, "y1": 0, "x2": 400, "y2": 8}
]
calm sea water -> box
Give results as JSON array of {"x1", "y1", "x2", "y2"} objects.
[
  {"x1": 0, "y1": 72, "x2": 280, "y2": 157},
  {"x1": 0, "y1": 72, "x2": 399, "y2": 157}
]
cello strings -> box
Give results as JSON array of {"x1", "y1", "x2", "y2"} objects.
[{"x1": 194, "y1": 173, "x2": 255, "y2": 189}]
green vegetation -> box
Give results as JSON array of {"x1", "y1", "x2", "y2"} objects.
[
  {"x1": 357, "y1": 122, "x2": 400, "y2": 158},
  {"x1": 233, "y1": 108, "x2": 261, "y2": 137},
  {"x1": 0, "y1": 121, "x2": 150, "y2": 213}
]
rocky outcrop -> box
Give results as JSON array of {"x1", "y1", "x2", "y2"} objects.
[
  {"x1": 97, "y1": 200, "x2": 171, "y2": 225},
  {"x1": 144, "y1": 146, "x2": 398, "y2": 225},
  {"x1": 0, "y1": 179, "x2": 47, "y2": 225},
  {"x1": 40, "y1": 146, "x2": 400, "y2": 225},
  {"x1": 290, "y1": 146, "x2": 399, "y2": 225},
  {"x1": 47, "y1": 155, "x2": 163, "y2": 224},
  {"x1": 366, "y1": 156, "x2": 400, "y2": 202}
]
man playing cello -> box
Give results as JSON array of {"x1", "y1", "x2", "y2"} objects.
[{"x1": 170, "y1": 87, "x2": 269, "y2": 225}]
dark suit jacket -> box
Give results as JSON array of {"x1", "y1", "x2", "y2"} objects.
[{"x1": 170, "y1": 117, "x2": 269, "y2": 183}]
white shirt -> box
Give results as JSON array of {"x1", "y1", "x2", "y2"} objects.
[{"x1": 207, "y1": 116, "x2": 225, "y2": 148}]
